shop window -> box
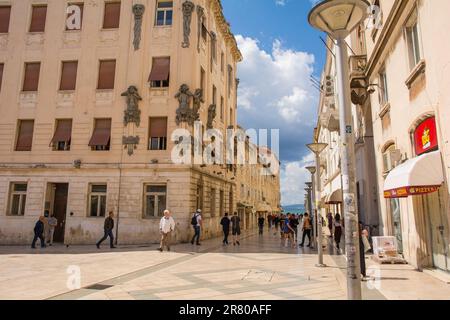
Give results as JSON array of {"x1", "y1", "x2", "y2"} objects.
[
  {"x1": 144, "y1": 185, "x2": 167, "y2": 218},
  {"x1": 89, "y1": 184, "x2": 107, "y2": 217},
  {"x1": 8, "y1": 183, "x2": 27, "y2": 216},
  {"x1": 155, "y1": 0, "x2": 173, "y2": 26}
]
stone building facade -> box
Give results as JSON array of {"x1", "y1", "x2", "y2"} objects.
[{"x1": 0, "y1": 0, "x2": 280, "y2": 245}]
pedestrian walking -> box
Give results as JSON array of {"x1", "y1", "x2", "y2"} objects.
[
  {"x1": 158, "y1": 210, "x2": 175, "y2": 252},
  {"x1": 284, "y1": 214, "x2": 296, "y2": 248},
  {"x1": 190, "y1": 209, "x2": 202, "y2": 246},
  {"x1": 31, "y1": 216, "x2": 46, "y2": 249},
  {"x1": 334, "y1": 213, "x2": 343, "y2": 250},
  {"x1": 96, "y1": 211, "x2": 116, "y2": 249},
  {"x1": 267, "y1": 214, "x2": 273, "y2": 230},
  {"x1": 299, "y1": 213, "x2": 312, "y2": 248},
  {"x1": 359, "y1": 222, "x2": 368, "y2": 280},
  {"x1": 220, "y1": 213, "x2": 231, "y2": 245},
  {"x1": 258, "y1": 215, "x2": 265, "y2": 235},
  {"x1": 46, "y1": 214, "x2": 58, "y2": 246},
  {"x1": 327, "y1": 212, "x2": 333, "y2": 238},
  {"x1": 231, "y1": 212, "x2": 241, "y2": 246}
]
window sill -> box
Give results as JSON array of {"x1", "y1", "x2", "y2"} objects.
[
  {"x1": 379, "y1": 102, "x2": 391, "y2": 118},
  {"x1": 405, "y1": 59, "x2": 426, "y2": 89}
]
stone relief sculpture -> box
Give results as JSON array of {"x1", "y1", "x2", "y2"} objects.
[
  {"x1": 182, "y1": 1, "x2": 195, "y2": 48},
  {"x1": 207, "y1": 104, "x2": 217, "y2": 129},
  {"x1": 196, "y1": 5, "x2": 205, "y2": 52},
  {"x1": 122, "y1": 85, "x2": 142, "y2": 127},
  {"x1": 132, "y1": 4, "x2": 145, "y2": 50},
  {"x1": 175, "y1": 84, "x2": 202, "y2": 126},
  {"x1": 123, "y1": 136, "x2": 140, "y2": 156}
]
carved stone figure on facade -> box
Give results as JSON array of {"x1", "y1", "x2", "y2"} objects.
[
  {"x1": 196, "y1": 5, "x2": 205, "y2": 52},
  {"x1": 132, "y1": 4, "x2": 145, "y2": 50},
  {"x1": 122, "y1": 86, "x2": 142, "y2": 127},
  {"x1": 207, "y1": 104, "x2": 216, "y2": 129},
  {"x1": 182, "y1": 1, "x2": 195, "y2": 48},
  {"x1": 192, "y1": 88, "x2": 204, "y2": 120},
  {"x1": 175, "y1": 84, "x2": 194, "y2": 125},
  {"x1": 123, "y1": 136, "x2": 140, "y2": 156}
]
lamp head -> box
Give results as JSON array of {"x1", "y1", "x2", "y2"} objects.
[
  {"x1": 307, "y1": 143, "x2": 328, "y2": 154},
  {"x1": 308, "y1": 0, "x2": 370, "y2": 39},
  {"x1": 306, "y1": 166, "x2": 317, "y2": 174}
]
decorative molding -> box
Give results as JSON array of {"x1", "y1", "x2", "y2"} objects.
[
  {"x1": 62, "y1": 31, "x2": 81, "y2": 47},
  {"x1": 123, "y1": 136, "x2": 140, "y2": 156},
  {"x1": 99, "y1": 30, "x2": 119, "y2": 42},
  {"x1": 175, "y1": 84, "x2": 202, "y2": 126},
  {"x1": 182, "y1": 1, "x2": 195, "y2": 48},
  {"x1": 121, "y1": 85, "x2": 142, "y2": 127},
  {"x1": 95, "y1": 90, "x2": 114, "y2": 106},
  {"x1": 26, "y1": 33, "x2": 44, "y2": 46},
  {"x1": 19, "y1": 92, "x2": 38, "y2": 108},
  {"x1": 196, "y1": 5, "x2": 205, "y2": 52},
  {"x1": 56, "y1": 92, "x2": 75, "y2": 108},
  {"x1": 132, "y1": 4, "x2": 145, "y2": 50}
]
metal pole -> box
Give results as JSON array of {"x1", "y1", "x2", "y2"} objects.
[
  {"x1": 335, "y1": 38, "x2": 362, "y2": 300},
  {"x1": 315, "y1": 153, "x2": 325, "y2": 267},
  {"x1": 310, "y1": 174, "x2": 316, "y2": 249}
]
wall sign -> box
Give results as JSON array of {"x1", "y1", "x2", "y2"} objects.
[{"x1": 414, "y1": 117, "x2": 438, "y2": 156}]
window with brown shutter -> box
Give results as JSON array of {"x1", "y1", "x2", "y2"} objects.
[
  {"x1": 29, "y1": 5, "x2": 47, "y2": 33},
  {"x1": 149, "y1": 117, "x2": 167, "y2": 150},
  {"x1": 149, "y1": 57, "x2": 170, "y2": 88},
  {"x1": 97, "y1": 60, "x2": 116, "y2": 90},
  {"x1": 103, "y1": 2, "x2": 121, "y2": 29},
  {"x1": 15, "y1": 120, "x2": 34, "y2": 151},
  {"x1": 60, "y1": 61, "x2": 78, "y2": 91},
  {"x1": 66, "y1": 3, "x2": 84, "y2": 30},
  {"x1": 51, "y1": 119, "x2": 72, "y2": 151},
  {"x1": 23, "y1": 62, "x2": 41, "y2": 92},
  {"x1": 89, "y1": 119, "x2": 111, "y2": 151},
  {"x1": 0, "y1": 63, "x2": 4, "y2": 92},
  {"x1": 0, "y1": 6, "x2": 11, "y2": 33}
]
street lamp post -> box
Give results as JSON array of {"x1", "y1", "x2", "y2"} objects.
[
  {"x1": 307, "y1": 143, "x2": 328, "y2": 267},
  {"x1": 305, "y1": 167, "x2": 317, "y2": 250},
  {"x1": 308, "y1": 0, "x2": 370, "y2": 300}
]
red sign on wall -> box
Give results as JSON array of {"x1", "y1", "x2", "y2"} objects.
[{"x1": 414, "y1": 117, "x2": 438, "y2": 156}]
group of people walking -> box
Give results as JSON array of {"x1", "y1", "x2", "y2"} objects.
[
  {"x1": 265, "y1": 212, "x2": 314, "y2": 248},
  {"x1": 31, "y1": 211, "x2": 58, "y2": 249}
]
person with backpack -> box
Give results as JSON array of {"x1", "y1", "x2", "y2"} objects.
[
  {"x1": 190, "y1": 209, "x2": 202, "y2": 246},
  {"x1": 220, "y1": 213, "x2": 231, "y2": 245}
]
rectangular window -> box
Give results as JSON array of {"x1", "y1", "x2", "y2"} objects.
[
  {"x1": 144, "y1": 185, "x2": 167, "y2": 218},
  {"x1": 89, "y1": 184, "x2": 107, "y2": 217},
  {"x1": 196, "y1": 185, "x2": 203, "y2": 211},
  {"x1": 229, "y1": 107, "x2": 233, "y2": 125},
  {"x1": 212, "y1": 85, "x2": 217, "y2": 106},
  {"x1": 405, "y1": 10, "x2": 422, "y2": 70},
  {"x1": 23, "y1": 62, "x2": 41, "y2": 92},
  {"x1": 29, "y1": 5, "x2": 47, "y2": 33},
  {"x1": 0, "y1": 63, "x2": 3, "y2": 92},
  {"x1": 228, "y1": 65, "x2": 233, "y2": 97},
  {"x1": 103, "y1": 2, "x2": 121, "y2": 29},
  {"x1": 155, "y1": 0, "x2": 173, "y2": 26},
  {"x1": 8, "y1": 183, "x2": 27, "y2": 216},
  {"x1": 379, "y1": 69, "x2": 389, "y2": 105},
  {"x1": 220, "y1": 96, "x2": 224, "y2": 121},
  {"x1": 210, "y1": 188, "x2": 216, "y2": 217},
  {"x1": 0, "y1": 6, "x2": 11, "y2": 33},
  {"x1": 219, "y1": 190, "x2": 224, "y2": 216},
  {"x1": 149, "y1": 117, "x2": 167, "y2": 150},
  {"x1": 97, "y1": 60, "x2": 116, "y2": 90},
  {"x1": 60, "y1": 61, "x2": 78, "y2": 91},
  {"x1": 66, "y1": 3, "x2": 84, "y2": 30},
  {"x1": 221, "y1": 52, "x2": 224, "y2": 73},
  {"x1": 89, "y1": 119, "x2": 111, "y2": 151},
  {"x1": 51, "y1": 119, "x2": 72, "y2": 151},
  {"x1": 200, "y1": 67, "x2": 205, "y2": 93},
  {"x1": 15, "y1": 120, "x2": 34, "y2": 151},
  {"x1": 149, "y1": 57, "x2": 170, "y2": 88}
]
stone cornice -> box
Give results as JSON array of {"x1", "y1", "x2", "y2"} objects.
[{"x1": 210, "y1": 0, "x2": 243, "y2": 62}]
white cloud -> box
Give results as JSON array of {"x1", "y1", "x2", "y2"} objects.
[{"x1": 280, "y1": 154, "x2": 315, "y2": 205}]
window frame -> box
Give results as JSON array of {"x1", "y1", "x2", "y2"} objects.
[
  {"x1": 88, "y1": 184, "x2": 107, "y2": 217},
  {"x1": 29, "y1": 4, "x2": 47, "y2": 33},
  {"x1": 8, "y1": 183, "x2": 28, "y2": 216},
  {"x1": 59, "y1": 60, "x2": 78, "y2": 91},
  {"x1": 155, "y1": 0, "x2": 173, "y2": 26},
  {"x1": 405, "y1": 7, "x2": 423, "y2": 71},
  {"x1": 22, "y1": 62, "x2": 41, "y2": 92},
  {"x1": 143, "y1": 184, "x2": 167, "y2": 218},
  {"x1": 52, "y1": 119, "x2": 72, "y2": 151},
  {"x1": 0, "y1": 6, "x2": 11, "y2": 34},
  {"x1": 97, "y1": 59, "x2": 116, "y2": 90},
  {"x1": 148, "y1": 117, "x2": 168, "y2": 151},
  {"x1": 379, "y1": 68, "x2": 389, "y2": 106},
  {"x1": 102, "y1": 1, "x2": 121, "y2": 30}
]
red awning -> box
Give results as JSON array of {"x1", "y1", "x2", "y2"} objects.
[
  {"x1": 148, "y1": 58, "x2": 170, "y2": 82},
  {"x1": 89, "y1": 119, "x2": 111, "y2": 146},
  {"x1": 50, "y1": 120, "x2": 72, "y2": 145}
]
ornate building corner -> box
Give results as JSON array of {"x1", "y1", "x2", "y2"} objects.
[
  {"x1": 123, "y1": 136, "x2": 140, "y2": 156},
  {"x1": 182, "y1": 1, "x2": 195, "y2": 48},
  {"x1": 207, "y1": 104, "x2": 216, "y2": 129},
  {"x1": 132, "y1": 4, "x2": 145, "y2": 50},
  {"x1": 175, "y1": 85, "x2": 202, "y2": 126},
  {"x1": 121, "y1": 86, "x2": 142, "y2": 127},
  {"x1": 196, "y1": 5, "x2": 205, "y2": 52}
]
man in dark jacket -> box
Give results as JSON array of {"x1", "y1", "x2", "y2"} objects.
[
  {"x1": 258, "y1": 215, "x2": 265, "y2": 235},
  {"x1": 31, "y1": 216, "x2": 46, "y2": 249},
  {"x1": 220, "y1": 213, "x2": 231, "y2": 245},
  {"x1": 96, "y1": 211, "x2": 116, "y2": 249}
]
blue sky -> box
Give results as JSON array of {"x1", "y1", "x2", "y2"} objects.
[{"x1": 221, "y1": 0, "x2": 326, "y2": 205}]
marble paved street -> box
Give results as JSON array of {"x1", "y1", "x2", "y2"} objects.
[{"x1": 1, "y1": 229, "x2": 449, "y2": 300}]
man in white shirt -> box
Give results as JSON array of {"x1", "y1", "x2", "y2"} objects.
[{"x1": 159, "y1": 210, "x2": 175, "y2": 252}]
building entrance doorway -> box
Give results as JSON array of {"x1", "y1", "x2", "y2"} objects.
[
  {"x1": 389, "y1": 198, "x2": 403, "y2": 255},
  {"x1": 45, "y1": 183, "x2": 69, "y2": 243}
]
